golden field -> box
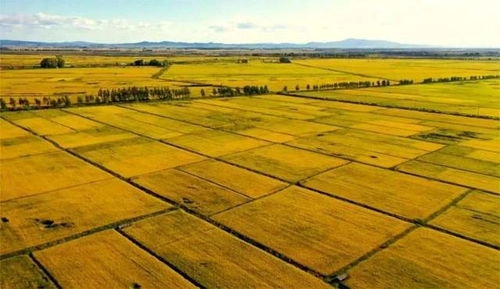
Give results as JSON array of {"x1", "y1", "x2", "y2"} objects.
[{"x1": 1, "y1": 55, "x2": 499, "y2": 288}]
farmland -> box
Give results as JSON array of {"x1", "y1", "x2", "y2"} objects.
[{"x1": 0, "y1": 54, "x2": 499, "y2": 288}]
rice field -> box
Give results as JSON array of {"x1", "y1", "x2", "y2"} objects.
[{"x1": 0, "y1": 56, "x2": 499, "y2": 288}]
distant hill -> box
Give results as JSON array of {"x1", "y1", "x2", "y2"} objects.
[{"x1": 0, "y1": 38, "x2": 431, "y2": 49}]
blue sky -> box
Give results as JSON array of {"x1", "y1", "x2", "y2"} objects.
[{"x1": 1, "y1": 0, "x2": 499, "y2": 46}]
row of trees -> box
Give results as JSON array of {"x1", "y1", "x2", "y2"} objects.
[
  {"x1": 423, "y1": 75, "x2": 499, "y2": 84},
  {"x1": 201, "y1": 85, "x2": 270, "y2": 97},
  {"x1": 96, "y1": 86, "x2": 190, "y2": 102},
  {"x1": 129, "y1": 59, "x2": 168, "y2": 67},
  {"x1": 40, "y1": 56, "x2": 65, "y2": 68},
  {"x1": 283, "y1": 80, "x2": 390, "y2": 92}
]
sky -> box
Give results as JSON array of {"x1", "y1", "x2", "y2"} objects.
[{"x1": 0, "y1": 0, "x2": 499, "y2": 47}]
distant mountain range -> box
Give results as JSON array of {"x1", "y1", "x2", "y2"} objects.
[{"x1": 0, "y1": 38, "x2": 433, "y2": 49}]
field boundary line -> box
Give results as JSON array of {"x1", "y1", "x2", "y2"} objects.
[
  {"x1": 29, "y1": 253, "x2": 64, "y2": 289},
  {"x1": 116, "y1": 228, "x2": 205, "y2": 289}
]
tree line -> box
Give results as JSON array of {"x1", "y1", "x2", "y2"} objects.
[
  {"x1": 423, "y1": 75, "x2": 499, "y2": 84},
  {"x1": 40, "y1": 56, "x2": 65, "y2": 68},
  {"x1": 202, "y1": 85, "x2": 270, "y2": 97}
]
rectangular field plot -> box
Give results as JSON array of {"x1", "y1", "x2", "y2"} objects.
[
  {"x1": 0, "y1": 179, "x2": 169, "y2": 255},
  {"x1": 162, "y1": 61, "x2": 375, "y2": 92},
  {"x1": 123, "y1": 210, "x2": 333, "y2": 289},
  {"x1": 164, "y1": 128, "x2": 269, "y2": 157},
  {"x1": 32, "y1": 110, "x2": 103, "y2": 131},
  {"x1": 345, "y1": 228, "x2": 500, "y2": 289},
  {"x1": 124, "y1": 102, "x2": 231, "y2": 128},
  {"x1": 0, "y1": 135, "x2": 57, "y2": 160},
  {"x1": 213, "y1": 186, "x2": 410, "y2": 275},
  {"x1": 132, "y1": 169, "x2": 249, "y2": 215},
  {"x1": 0, "y1": 119, "x2": 30, "y2": 139},
  {"x1": 375, "y1": 108, "x2": 500, "y2": 129},
  {"x1": 430, "y1": 191, "x2": 499, "y2": 246},
  {"x1": 72, "y1": 137, "x2": 204, "y2": 178},
  {"x1": 297, "y1": 80, "x2": 500, "y2": 118},
  {"x1": 417, "y1": 146, "x2": 500, "y2": 177},
  {"x1": 302, "y1": 163, "x2": 466, "y2": 220},
  {"x1": 221, "y1": 144, "x2": 348, "y2": 182},
  {"x1": 0, "y1": 255, "x2": 57, "y2": 289},
  {"x1": 0, "y1": 151, "x2": 110, "y2": 201},
  {"x1": 35, "y1": 230, "x2": 196, "y2": 289},
  {"x1": 288, "y1": 128, "x2": 441, "y2": 167},
  {"x1": 2, "y1": 111, "x2": 75, "y2": 136},
  {"x1": 287, "y1": 133, "x2": 407, "y2": 168},
  {"x1": 47, "y1": 126, "x2": 137, "y2": 148},
  {"x1": 397, "y1": 160, "x2": 500, "y2": 194},
  {"x1": 313, "y1": 108, "x2": 431, "y2": 137},
  {"x1": 179, "y1": 159, "x2": 288, "y2": 198}
]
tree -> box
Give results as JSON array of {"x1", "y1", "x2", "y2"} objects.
[
  {"x1": 306, "y1": 84, "x2": 310, "y2": 90},
  {"x1": 279, "y1": 57, "x2": 291, "y2": 63},
  {"x1": 134, "y1": 59, "x2": 145, "y2": 66},
  {"x1": 0, "y1": 99, "x2": 6, "y2": 110},
  {"x1": 283, "y1": 86, "x2": 288, "y2": 92},
  {"x1": 56, "y1": 56, "x2": 65, "y2": 68},
  {"x1": 40, "y1": 58, "x2": 58, "y2": 68},
  {"x1": 200, "y1": 89, "x2": 205, "y2": 97},
  {"x1": 149, "y1": 59, "x2": 162, "y2": 66}
]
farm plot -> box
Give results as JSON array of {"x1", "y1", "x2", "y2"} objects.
[
  {"x1": 0, "y1": 118, "x2": 31, "y2": 139},
  {"x1": 2, "y1": 111, "x2": 76, "y2": 136},
  {"x1": 221, "y1": 144, "x2": 348, "y2": 182},
  {"x1": 164, "y1": 128, "x2": 269, "y2": 157},
  {"x1": 213, "y1": 186, "x2": 410, "y2": 275},
  {"x1": 0, "y1": 135, "x2": 57, "y2": 160},
  {"x1": 35, "y1": 230, "x2": 197, "y2": 289},
  {"x1": 294, "y1": 58, "x2": 500, "y2": 82},
  {"x1": 71, "y1": 137, "x2": 204, "y2": 178},
  {"x1": 0, "y1": 151, "x2": 110, "y2": 201},
  {"x1": 162, "y1": 61, "x2": 376, "y2": 91},
  {"x1": 397, "y1": 160, "x2": 500, "y2": 194},
  {"x1": 417, "y1": 145, "x2": 500, "y2": 177},
  {"x1": 0, "y1": 255, "x2": 56, "y2": 289},
  {"x1": 0, "y1": 179, "x2": 169, "y2": 255},
  {"x1": 430, "y1": 190, "x2": 499, "y2": 246},
  {"x1": 287, "y1": 128, "x2": 442, "y2": 168},
  {"x1": 47, "y1": 126, "x2": 137, "y2": 148},
  {"x1": 344, "y1": 228, "x2": 500, "y2": 289},
  {"x1": 296, "y1": 79, "x2": 500, "y2": 118},
  {"x1": 132, "y1": 169, "x2": 250, "y2": 215},
  {"x1": 179, "y1": 159, "x2": 287, "y2": 198},
  {"x1": 313, "y1": 107, "x2": 433, "y2": 137},
  {"x1": 302, "y1": 163, "x2": 467, "y2": 220},
  {"x1": 0, "y1": 66, "x2": 181, "y2": 99},
  {"x1": 123, "y1": 209, "x2": 333, "y2": 289}
]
